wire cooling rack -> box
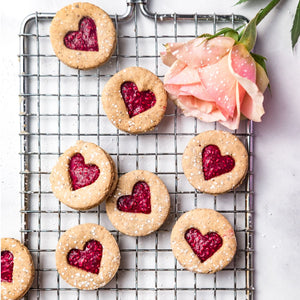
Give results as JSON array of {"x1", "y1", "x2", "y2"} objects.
[{"x1": 19, "y1": 1, "x2": 254, "y2": 299}]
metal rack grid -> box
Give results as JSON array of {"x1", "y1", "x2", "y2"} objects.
[{"x1": 19, "y1": 1, "x2": 254, "y2": 299}]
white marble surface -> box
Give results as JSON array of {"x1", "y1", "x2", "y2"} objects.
[{"x1": 0, "y1": 0, "x2": 300, "y2": 299}]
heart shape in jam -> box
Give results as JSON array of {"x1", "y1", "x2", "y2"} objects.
[
  {"x1": 1, "y1": 251, "x2": 14, "y2": 283},
  {"x1": 64, "y1": 17, "x2": 99, "y2": 51},
  {"x1": 185, "y1": 228, "x2": 223, "y2": 262},
  {"x1": 121, "y1": 82, "x2": 156, "y2": 118},
  {"x1": 67, "y1": 240, "x2": 102, "y2": 274},
  {"x1": 117, "y1": 181, "x2": 151, "y2": 214},
  {"x1": 69, "y1": 153, "x2": 100, "y2": 190},
  {"x1": 202, "y1": 145, "x2": 235, "y2": 180}
]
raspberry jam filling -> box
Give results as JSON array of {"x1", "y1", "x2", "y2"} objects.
[
  {"x1": 64, "y1": 17, "x2": 99, "y2": 51},
  {"x1": 185, "y1": 228, "x2": 223, "y2": 263},
  {"x1": 69, "y1": 153, "x2": 100, "y2": 190},
  {"x1": 67, "y1": 240, "x2": 103, "y2": 274},
  {"x1": 117, "y1": 181, "x2": 151, "y2": 214},
  {"x1": 202, "y1": 145, "x2": 235, "y2": 180},
  {"x1": 1, "y1": 251, "x2": 14, "y2": 283},
  {"x1": 121, "y1": 81, "x2": 156, "y2": 118}
]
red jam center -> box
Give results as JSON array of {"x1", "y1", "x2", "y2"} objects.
[
  {"x1": 117, "y1": 181, "x2": 151, "y2": 214},
  {"x1": 185, "y1": 228, "x2": 223, "y2": 263},
  {"x1": 1, "y1": 251, "x2": 14, "y2": 283},
  {"x1": 121, "y1": 82, "x2": 156, "y2": 118},
  {"x1": 202, "y1": 145, "x2": 235, "y2": 180},
  {"x1": 64, "y1": 17, "x2": 99, "y2": 51},
  {"x1": 69, "y1": 153, "x2": 100, "y2": 190},
  {"x1": 67, "y1": 240, "x2": 102, "y2": 274}
]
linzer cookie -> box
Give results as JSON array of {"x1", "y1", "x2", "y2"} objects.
[
  {"x1": 171, "y1": 209, "x2": 236, "y2": 274},
  {"x1": 50, "y1": 2, "x2": 116, "y2": 69},
  {"x1": 106, "y1": 170, "x2": 170, "y2": 236},
  {"x1": 1, "y1": 238, "x2": 35, "y2": 300},
  {"x1": 101, "y1": 67, "x2": 168, "y2": 134},
  {"x1": 56, "y1": 223, "x2": 120, "y2": 290},
  {"x1": 182, "y1": 130, "x2": 248, "y2": 194},
  {"x1": 50, "y1": 140, "x2": 117, "y2": 210}
]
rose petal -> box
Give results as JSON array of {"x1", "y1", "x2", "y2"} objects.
[
  {"x1": 178, "y1": 95, "x2": 214, "y2": 113},
  {"x1": 166, "y1": 65, "x2": 201, "y2": 85},
  {"x1": 163, "y1": 37, "x2": 235, "y2": 68},
  {"x1": 164, "y1": 60, "x2": 187, "y2": 97},
  {"x1": 219, "y1": 82, "x2": 242, "y2": 130},
  {"x1": 176, "y1": 95, "x2": 227, "y2": 122},
  {"x1": 164, "y1": 84, "x2": 182, "y2": 99},
  {"x1": 229, "y1": 44, "x2": 266, "y2": 122},
  {"x1": 178, "y1": 84, "x2": 215, "y2": 102},
  {"x1": 199, "y1": 54, "x2": 237, "y2": 117},
  {"x1": 164, "y1": 60, "x2": 186, "y2": 83},
  {"x1": 230, "y1": 44, "x2": 256, "y2": 82},
  {"x1": 254, "y1": 62, "x2": 269, "y2": 93},
  {"x1": 241, "y1": 63, "x2": 269, "y2": 121}
]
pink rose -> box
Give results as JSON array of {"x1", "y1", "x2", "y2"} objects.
[{"x1": 161, "y1": 36, "x2": 269, "y2": 130}]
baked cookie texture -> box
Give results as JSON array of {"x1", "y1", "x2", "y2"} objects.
[
  {"x1": 101, "y1": 67, "x2": 168, "y2": 134},
  {"x1": 50, "y1": 2, "x2": 116, "y2": 69},
  {"x1": 171, "y1": 209, "x2": 237, "y2": 274},
  {"x1": 1, "y1": 238, "x2": 35, "y2": 300},
  {"x1": 106, "y1": 170, "x2": 170, "y2": 236},
  {"x1": 182, "y1": 130, "x2": 248, "y2": 194},
  {"x1": 50, "y1": 140, "x2": 117, "y2": 210},
  {"x1": 56, "y1": 223, "x2": 120, "y2": 290}
]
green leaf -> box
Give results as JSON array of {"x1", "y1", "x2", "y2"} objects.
[
  {"x1": 239, "y1": 15, "x2": 258, "y2": 51},
  {"x1": 238, "y1": 0, "x2": 280, "y2": 51},
  {"x1": 291, "y1": 0, "x2": 300, "y2": 48},
  {"x1": 198, "y1": 33, "x2": 212, "y2": 38},
  {"x1": 224, "y1": 29, "x2": 239, "y2": 42},
  {"x1": 200, "y1": 28, "x2": 239, "y2": 42},
  {"x1": 251, "y1": 52, "x2": 271, "y2": 91},
  {"x1": 234, "y1": 0, "x2": 250, "y2": 5},
  {"x1": 250, "y1": 52, "x2": 268, "y2": 75},
  {"x1": 255, "y1": 0, "x2": 280, "y2": 26}
]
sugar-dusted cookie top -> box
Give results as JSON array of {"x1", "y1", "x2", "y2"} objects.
[
  {"x1": 50, "y1": 2, "x2": 116, "y2": 69},
  {"x1": 56, "y1": 223, "x2": 120, "y2": 290},
  {"x1": 50, "y1": 140, "x2": 117, "y2": 210},
  {"x1": 101, "y1": 67, "x2": 168, "y2": 134},
  {"x1": 1, "y1": 238, "x2": 35, "y2": 300},
  {"x1": 171, "y1": 208, "x2": 236, "y2": 274},
  {"x1": 106, "y1": 170, "x2": 170, "y2": 236},
  {"x1": 182, "y1": 130, "x2": 248, "y2": 194}
]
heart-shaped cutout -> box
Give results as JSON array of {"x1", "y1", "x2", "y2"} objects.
[
  {"x1": 69, "y1": 153, "x2": 100, "y2": 190},
  {"x1": 1, "y1": 251, "x2": 14, "y2": 283},
  {"x1": 67, "y1": 240, "x2": 102, "y2": 274},
  {"x1": 117, "y1": 181, "x2": 151, "y2": 214},
  {"x1": 64, "y1": 17, "x2": 99, "y2": 51},
  {"x1": 121, "y1": 82, "x2": 156, "y2": 118},
  {"x1": 202, "y1": 145, "x2": 235, "y2": 180},
  {"x1": 185, "y1": 228, "x2": 223, "y2": 262}
]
